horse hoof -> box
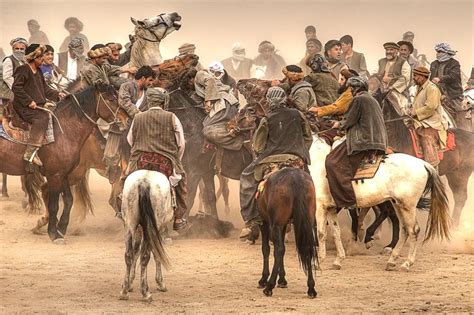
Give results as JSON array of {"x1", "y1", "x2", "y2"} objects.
[
  {"x1": 263, "y1": 288, "x2": 273, "y2": 297},
  {"x1": 307, "y1": 289, "x2": 317, "y2": 299},
  {"x1": 246, "y1": 239, "x2": 256, "y2": 245},
  {"x1": 258, "y1": 280, "x2": 267, "y2": 289},
  {"x1": 382, "y1": 247, "x2": 393, "y2": 255},
  {"x1": 400, "y1": 262, "x2": 410, "y2": 272},
  {"x1": 119, "y1": 292, "x2": 129, "y2": 300},
  {"x1": 143, "y1": 293, "x2": 153, "y2": 302},
  {"x1": 332, "y1": 262, "x2": 342, "y2": 270},
  {"x1": 157, "y1": 284, "x2": 167, "y2": 292},
  {"x1": 277, "y1": 281, "x2": 288, "y2": 288},
  {"x1": 385, "y1": 262, "x2": 397, "y2": 271},
  {"x1": 53, "y1": 238, "x2": 65, "y2": 245},
  {"x1": 365, "y1": 240, "x2": 375, "y2": 249},
  {"x1": 128, "y1": 287, "x2": 134, "y2": 292}
]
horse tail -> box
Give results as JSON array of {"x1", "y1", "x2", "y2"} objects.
[
  {"x1": 138, "y1": 181, "x2": 170, "y2": 270},
  {"x1": 72, "y1": 170, "x2": 94, "y2": 222},
  {"x1": 24, "y1": 170, "x2": 45, "y2": 214},
  {"x1": 423, "y1": 164, "x2": 451, "y2": 243},
  {"x1": 291, "y1": 171, "x2": 318, "y2": 274}
]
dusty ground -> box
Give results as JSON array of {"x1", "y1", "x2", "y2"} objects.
[{"x1": 0, "y1": 172, "x2": 473, "y2": 313}]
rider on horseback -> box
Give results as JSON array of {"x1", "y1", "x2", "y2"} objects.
[
  {"x1": 125, "y1": 87, "x2": 188, "y2": 231},
  {"x1": 282, "y1": 65, "x2": 316, "y2": 112},
  {"x1": 239, "y1": 86, "x2": 313, "y2": 239},
  {"x1": 325, "y1": 76, "x2": 387, "y2": 208},
  {"x1": 12, "y1": 44, "x2": 65, "y2": 166}
]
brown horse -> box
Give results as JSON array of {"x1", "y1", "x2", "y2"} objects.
[
  {"x1": 0, "y1": 84, "x2": 121, "y2": 242},
  {"x1": 256, "y1": 167, "x2": 317, "y2": 298}
]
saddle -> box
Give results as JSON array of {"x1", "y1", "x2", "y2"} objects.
[
  {"x1": 408, "y1": 127, "x2": 456, "y2": 160},
  {"x1": 0, "y1": 102, "x2": 54, "y2": 145},
  {"x1": 353, "y1": 153, "x2": 385, "y2": 181}
]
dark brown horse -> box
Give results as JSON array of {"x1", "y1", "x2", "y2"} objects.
[
  {"x1": 0, "y1": 84, "x2": 121, "y2": 242},
  {"x1": 256, "y1": 167, "x2": 318, "y2": 298}
]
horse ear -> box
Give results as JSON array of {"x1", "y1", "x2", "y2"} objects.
[{"x1": 131, "y1": 17, "x2": 138, "y2": 26}]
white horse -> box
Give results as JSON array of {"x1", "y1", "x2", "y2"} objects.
[
  {"x1": 119, "y1": 170, "x2": 173, "y2": 301},
  {"x1": 130, "y1": 12, "x2": 182, "y2": 67},
  {"x1": 310, "y1": 136, "x2": 451, "y2": 271}
]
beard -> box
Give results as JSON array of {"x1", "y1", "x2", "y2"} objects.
[{"x1": 386, "y1": 53, "x2": 396, "y2": 60}]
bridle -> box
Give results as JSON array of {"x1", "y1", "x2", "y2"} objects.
[
  {"x1": 135, "y1": 14, "x2": 177, "y2": 43},
  {"x1": 70, "y1": 87, "x2": 121, "y2": 126}
]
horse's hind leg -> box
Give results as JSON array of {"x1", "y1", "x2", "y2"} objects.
[
  {"x1": 446, "y1": 170, "x2": 469, "y2": 228},
  {"x1": 327, "y1": 208, "x2": 345, "y2": 269},
  {"x1": 316, "y1": 206, "x2": 328, "y2": 262},
  {"x1": 139, "y1": 242, "x2": 152, "y2": 302},
  {"x1": 277, "y1": 224, "x2": 287, "y2": 288},
  {"x1": 384, "y1": 203, "x2": 400, "y2": 252},
  {"x1": 263, "y1": 225, "x2": 285, "y2": 297},
  {"x1": 357, "y1": 207, "x2": 371, "y2": 241},
  {"x1": 57, "y1": 185, "x2": 73, "y2": 237},
  {"x1": 348, "y1": 207, "x2": 359, "y2": 241},
  {"x1": 218, "y1": 175, "x2": 231, "y2": 214},
  {"x1": 129, "y1": 226, "x2": 143, "y2": 291},
  {"x1": 1, "y1": 173, "x2": 8, "y2": 197},
  {"x1": 386, "y1": 206, "x2": 410, "y2": 271},
  {"x1": 397, "y1": 207, "x2": 420, "y2": 272},
  {"x1": 258, "y1": 222, "x2": 270, "y2": 288},
  {"x1": 119, "y1": 230, "x2": 134, "y2": 300}
]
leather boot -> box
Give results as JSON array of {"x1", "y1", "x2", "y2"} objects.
[{"x1": 23, "y1": 145, "x2": 43, "y2": 167}]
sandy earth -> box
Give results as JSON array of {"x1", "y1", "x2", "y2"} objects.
[{"x1": 0, "y1": 172, "x2": 473, "y2": 313}]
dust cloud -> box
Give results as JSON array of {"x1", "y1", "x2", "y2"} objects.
[{"x1": 1, "y1": 0, "x2": 473, "y2": 76}]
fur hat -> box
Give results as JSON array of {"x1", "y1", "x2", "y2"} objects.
[
  {"x1": 25, "y1": 44, "x2": 45, "y2": 62},
  {"x1": 413, "y1": 66, "x2": 430, "y2": 78},
  {"x1": 397, "y1": 41, "x2": 414, "y2": 54},
  {"x1": 87, "y1": 44, "x2": 111, "y2": 59},
  {"x1": 282, "y1": 65, "x2": 304, "y2": 81},
  {"x1": 383, "y1": 42, "x2": 400, "y2": 50}
]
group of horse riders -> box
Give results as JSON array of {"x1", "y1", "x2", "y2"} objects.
[{"x1": 0, "y1": 34, "x2": 467, "y2": 236}]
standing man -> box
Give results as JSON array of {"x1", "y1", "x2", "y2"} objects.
[
  {"x1": 411, "y1": 66, "x2": 447, "y2": 168},
  {"x1": 325, "y1": 77, "x2": 387, "y2": 208},
  {"x1": 340, "y1": 35, "x2": 369, "y2": 79},
  {"x1": 1, "y1": 38, "x2": 27, "y2": 102},
  {"x1": 324, "y1": 40, "x2": 348, "y2": 79},
  {"x1": 54, "y1": 37, "x2": 85, "y2": 81},
  {"x1": 239, "y1": 86, "x2": 313, "y2": 238},
  {"x1": 304, "y1": 54, "x2": 339, "y2": 107},
  {"x1": 282, "y1": 65, "x2": 316, "y2": 112},
  {"x1": 27, "y1": 20, "x2": 49, "y2": 45},
  {"x1": 299, "y1": 38, "x2": 322, "y2": 75},
  {"x1": 221, "y1": 42, "x2": 254, "y2": 80},
  {"x1": 430, "y1": 43, "x2": 464, "y2": 113},
  {"x1": 402, "y1": 31, "x2": 418, "y2": 58},
  {"x1": 12, "y1": 44, "x2": 65, "y2": 166},
  {"x1": 59, "y1": 17, "x2": 90, "y2": 53},
  {"x1": 252, "y1": 41, "x2": 286, "y2": 80},
  {"x1": 126, "y1": 88, "x2": 188, "y2": 231},
  {"x1": 304, "y1": 25, "x2": 317, "y2": 40}
]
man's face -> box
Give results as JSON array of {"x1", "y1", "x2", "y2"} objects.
[
  {"x1": 261, "y1": 47, "x2": 274, "y2": 59},
  {"x1": 143, "y1": 77, "x2": 155, "y2": 88},
  {"x1": 43, "y1": 51, "x2": 54, "y2": 65},
  {"x1": 305, "y1": 31, "x2": 316, "y2": 40},
  {"x1": 328, "y1": 45, "x2": 342, "y2": 60},
  {"x1": 109, "y1": 50, "x2": 120, "y2": 62},
  {"x1": 94, "y1": 55, "x2": 107, "y2": 66},
  {"x1": 385, "y1": 48, "x2": 398, "y2": 60},
  {"x1": 338, "y1": 74, "x2": 347, "y2": 87},
  {"x1": 341, "y1": 42, "x2": 351, "y2": 54},
  {"x1": 12, "y1": 42, "x2": 27, "y2": 53},
  {"x1": 404, "y1": 35, "x2": 414, "y2": 43},
  {"x1": 28, "y1": 24, "x2": 38, "y2": 34},
  {"x1": 306, "y1": 42, "x2": 320, "y2": 56},
  {"x1": 33, "y1": 55, "x2": 44, "y2": 67},
  {"x1": 66, "y1": 23, "x2": 79, "y2": 35},
  {"x1": 399, "y1": 45, "x2": 410, "y2": 59},
  {"x1": 413, "y1": 73, "x2": 426, "y2": 86}
]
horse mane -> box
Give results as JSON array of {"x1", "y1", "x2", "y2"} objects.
[
  {"x1": 65, "y1": 76, "x2": 83, "y2": 93},
  {"x1": 55, "y1": 86, "x2": 97, "y2": 118}
]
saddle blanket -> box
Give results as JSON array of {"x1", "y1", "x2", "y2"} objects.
[
  {"x1": 409, "y1": 128, "x2": 456, "y2": 160},
  {"x1": 1, "y1": 116, "x2": 54, "y2": 145},
  {"x1": 353, "y1": 154, "x2": 385, "y2": 181}
]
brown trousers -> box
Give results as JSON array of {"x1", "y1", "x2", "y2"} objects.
[
  {"x1": 416, "y1": 127, "x2": 441, "y2": 167},
  {"x1": 15, "y1": 105, "x2": 49, "y2": 146},
  {"x1": 325, "y1": 141, "x2": 365, "y2": 208}
]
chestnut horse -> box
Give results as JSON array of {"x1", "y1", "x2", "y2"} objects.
[
  {"x1": 0, "y1": 84, "x2": 121, "y2": 242},
  {"x1": 256, "y1": 167, "x2": 318, "y2": 298}
]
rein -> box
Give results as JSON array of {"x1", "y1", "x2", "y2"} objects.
[{"x1": 69, "y1": 90, "x2": 119, "y2": 126}]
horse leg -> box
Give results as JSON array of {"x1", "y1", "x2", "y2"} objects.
[
  {"x1": 32, "y1": 184, "x2": 50, "y2": 234},
  {"x1": 306, "y1": 255, "x2": 317, "y2": 299},
  {"x1": 348, "y1": 207, "x2": 359, "y2": 241},
  {"x1": 398, "y1": 207, "x2": 420, "y2": 272},
  {"x1": 1, "y1": 173, "x2": 8, "y2": 198},
  {"x1": 258, "y1": 222, "x2": 270, "y2": 288},
  {"x1": 263, "y1": 225, "x2": 285, "y2": 297},
  {"x1": 364, "y1": 207, "x2": 389, "y2": 249},
  {"x1": 357, "y1": 207, "x2": 371, "y2": 242},
  {"x1": 316, "y1": 206, "x2": 328, "y2": 262},
  {"x1": 185, "y1": 172, "x2": 201, "y2": 216},
  {"x1": 20, "y1": 175, "x2": 28, "y2": 209},
  {"x1": 139, "y1": 242, "x2": 152, "y2": 302},
  {"x1": 446, "y1": 170, "x2": 469, "y2": 228},
  {"x1": 197, "y1": 179, "x2": 206, "y2": 212},
  {"x1": 218, "y1": 175, "x2": 231, "y2": 214},
  {"x1": 129, "y1": 227, "x2": 142, "y2": 292},
  {"x1": 57, "y1": 185, "x2": 73, "y2": 237},
  {"x1": 119, "y1": 230, "x2": 134, "y2": 300},
  {"x1": 384, "y1": 203, "x2": 400, "y2": 252},
  {"x1": 327, "y1": 209, "x2": 345, "y2": 269},
  {"x1": 277, "y1": 224, "x2": 287, "y2": 288},
  {"x1": 386, "y1": 206, "x2": 409, "y2": 271},
  {"x1": 45, "y1": 179, "x2": 62, "y2": 242},
  {"x1": 202, "y1": 171, "x2": 218, "y2": 219}
]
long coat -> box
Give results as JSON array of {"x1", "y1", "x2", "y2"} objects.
[{"x1": 430, "y1": 58, "x2": 463, "y2": 101}]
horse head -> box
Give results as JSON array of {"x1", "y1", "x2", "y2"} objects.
[
  {"x1": 93, "y1": 83, "x2": 128, "y2": 126},
  {"x1": 237, "y1": 78, "x2": 272, "y2": 111},
  {"x1": 131, "y1": 12, "x2": 182, "y2": 42},
  {"x1": 154, "y1": 54, "x2": 199, "y2": 90}
]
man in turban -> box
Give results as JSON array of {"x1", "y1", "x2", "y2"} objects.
[
  {"x1": 282, "y1": 65, "x2": 316, "y2": 112},
  {"x1": 27, "y1": 20, "x2": 49, "y2": 45},
  {"x1": 239, "y1": 86, "x2": 312, "y2": 240},
  {"x1": 125, "y1": 87, "x2": 188, "y2": 231},
  {"x1": 1, "y1": 38, "x2": 27, "y2": 102},
  {"x1": 411, "y1": 66, "x2": 448, "y2": 167},
  {"x1": 59, "y1": 17, "x2": 90, "y2": 53},
  {"x1": 81, "y1": 44, "x2": 136, "y2": 90},
  {"x1": 324, "y1": 40, "x2": 348, "y2": 79},
  {"x1": 54, "y1": 37, "x2": 85, "y2": 81},
  {"x1": 252, "y1": 41, "x2": 286, "y2": 80},
  {"x1": 177, "y1": 43, "x2": 203, "y2": 70},
  {"x1": 221, "y1": 42, "x2": 254, "y2": 80},
  {"x1": 299, "y1": 38, "x2": 322, "y2": 75},
  {"x1": 12, "y1": 44, "x2": 65, "y2": 166},
  {"x1": 209, "y1": 61, "x2": 238, "y2": 98},
  {"x1": 430, "y1": 43, "x2": 465, "y2": 113}
]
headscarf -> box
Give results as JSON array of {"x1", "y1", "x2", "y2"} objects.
[
  {"x1": 25, "y1": 44, "x2": 45, "y2": 62},
  {"x1": 178, "y1": 43, "x2": 195, "y2": 55},
  {"x1": 435, "y1": 42, "x2": 457, "y2": 62},
  {"x1": 147, "y1": 87, "x2": 170, "y2": 109},
  {"x1": 347, "y1": 76, "x2": 368, "y2": 95},
  {"x1": 308, "y1": 54, "x2": 329, "y2": 73},
  {"x1": 68, "y1": 37, "x2": 84, "y2": 49},
  {"x1": 10, "y1": 37, "x2": 28, "y2": 47},
  {"x1": 258, "y1": 41, "x2": 275, "y2": 54},
  {"x1": 231, "y1": 42, "x2": 245, "y2": 61},
  {"x1": 266, "y1": 86, "x2": 287, "y2": 111},
  {"x1": 209, "y1": 61, "x2": 225, "y2": 79}
]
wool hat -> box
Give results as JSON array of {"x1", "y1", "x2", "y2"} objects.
[
  {"x1": 282, "y1": 65, "x2": 304, "y2": 81},
  {"x1": 178, "y1": 43, "x2": 196, "y2": 55},
  {"x1": 413, "y1": 66, "x2": 430, "y2": 78},
  {"x1": 25, "y1": 44, "x2": 45, "y2": 62},
  {"x1": 383, "y1": 42, "x2": 400, "y2": 50},
  {"x1": 397, "y1": 41, "x2": 414, "y2": 54},
  {"x1": 87, "y1": 44, "x2": 111, "y2": 59}
]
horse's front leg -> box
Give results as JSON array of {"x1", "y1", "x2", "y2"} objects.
[
  {"x1": 57, "y1": 184, "x2": 73, "y2": 237},
  {"x1": 45, "y1": 178, "x2": 63, "y2": 243},
  {"x1": 1, "y1": 173, "x2": 8, "y2": 198}
]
